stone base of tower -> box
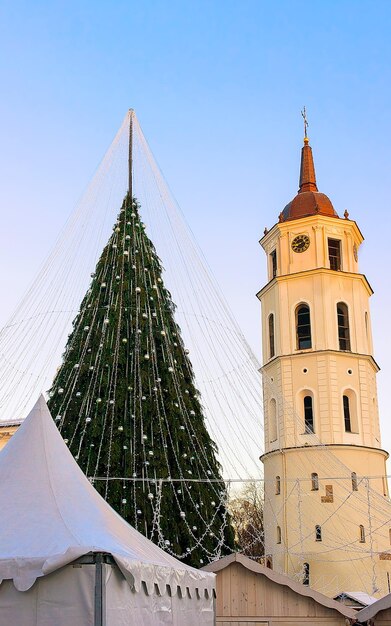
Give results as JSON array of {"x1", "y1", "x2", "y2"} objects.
[{"x1": 262, "y1": 444, "x2": 391, "y2": 598}]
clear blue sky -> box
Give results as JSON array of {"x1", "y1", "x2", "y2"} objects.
[{"x1": 1, "y1": 1, "x2": 391, "y2": 445}]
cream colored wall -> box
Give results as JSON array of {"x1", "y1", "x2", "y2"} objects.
[
  {"x1": 258, "y1": 213, "x2": 391, "y2": 598},
  {"x1": 214, "y1": 563, "x2": 348, "y2": 624},
  {"x1": 0, "y1": 425, "x2": 19, "y2": 451},
  {"x1": 263, "y1": 445, "x2": 391, "y2": 596}
]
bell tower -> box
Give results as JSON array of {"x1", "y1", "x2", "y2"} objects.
[{"x1": 258, "y1": 128, "x2": 391, "y2": 597}]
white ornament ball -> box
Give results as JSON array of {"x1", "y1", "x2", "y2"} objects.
[
  {"x1": 101, "y1": 282, "x2": 106, "y2": 288},
  {"x1": 125, "y1": 235, "x2": 130, "y2": 240},
  {"x1": 122, "y1": 498, "x2": 127, "y2": 504},
  {"x1": 122, "y1": 338, "x2": 127, "y2": 343},
  {"x1": 168, "y1": 367, "x2": 174, "y2": 373},
  {"x1": 58, "y1": 388, "x2": 64, "y2": 395},
  {"x1": 118, "y1": 425, "x2": 124, "y2": 432},
  {"x1": 142, "y1": 313, "x2": 148, "y2": 318},
  {"x1": 115, "y1": 227, "x2": 120, "y2": 233},
  {"x1": 84, "y1": 326, "x2": 90, "y2": 331},
  {"x1": 192, "y1": 526, "x2": 197, "y2": 531},
  {"x1": 55, "y1": 415, "x2": 61, "y2": 421},
  {"x1": 180, "y1": 511, "x2": 186, "y2": 519},
  {"x1": 64, "y1": 439, "x2": 69, "y2": 444},
  {"x1": 124, "y1": 250, "x2": 129, "y2": 256},
  {"x1": 76, "y1": 392, "x2": 81, "y2": 397},
  {"x1": 104, "y1": 318, "x2": 109, "y2": 325},
  {"x1": 148, "y1": 450, "x2": 154, "y2": 456},
  {"x1": 86, "y1": 417, "x2": 91, "y2": 423},
  {"x1": 96, "y1": 398, "x2": 102, "y2": 403},
  {"x1": 190, "y1": 410, "x2": 195, "y2": 416},
  {"x1": 165, "y1": 540, "x2": 170, "y2": 546},
  {"x1": 137, "y1": 509, "x2": 142, "y2": 514},
  {"x1": 148, "y1": 493, "x2": 154, "y2": 500},
  {"x1": 160, "y1": 330, "x2": 166, "y2": 336},
  {"x1": 135, "y1": 287, "x2": 141, "y2": 293},
  {"x1": 143, "y1": 434, "x2": 148, "y2": 440},
  {"x1": 144, "y1": 354, "x2": 150, "y2": 360}
]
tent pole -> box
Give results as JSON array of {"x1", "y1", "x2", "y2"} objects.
[{"x1": 94, "y1": 553, "x2": 106, "y2": 626}]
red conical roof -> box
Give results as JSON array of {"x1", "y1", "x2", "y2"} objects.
[{"x1": 281, "y1": 137, "x2": 338, "y2": 222}]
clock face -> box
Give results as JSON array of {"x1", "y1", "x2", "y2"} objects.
[{"x1": 291, "y1": 234, "x2": 310, "y2": 253}]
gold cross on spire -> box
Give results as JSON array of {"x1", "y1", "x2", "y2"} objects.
[{"x1": 301, "y1": 106, "x2": 309, "y2": 139}]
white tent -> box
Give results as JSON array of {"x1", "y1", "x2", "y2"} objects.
[{"x1": 0, "y1": 396, "x2": 215, "y2": 625}]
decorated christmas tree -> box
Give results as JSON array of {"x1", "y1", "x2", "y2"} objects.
[{"x1": 48, "y1": 113, "x2": 235, "y2": 566}]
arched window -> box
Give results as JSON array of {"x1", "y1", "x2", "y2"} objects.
[
  {"x1": 269, "y1": 314, "x2": 275, "y2": 359},
  {"x1": 275, "y1": 476, "x2": 281, "y2": 495},
  {"x1": 311, "y1": 472, "x2": 319, "y2": 491},
  {"x1": 277, "y1": 526, "x2": 281, "y2": 544},
  {"x1": 315, "y1": 525, "x2": 322, "y2": 541},
  {"x1": 337, "y1": 303, "x2": 351, "y2": 351},
  {"x1": 351, "y1": 472, "x2": 358, "y2": 491},
  {"x1": 343, "y1": 395, "x2": 352, "y2": 432},
  {"x1": 303, "y1": 562, "x2": 310, "y2": 586},
  {"x1": 304, "y1": 395, "x2": 314, "y2": 433},
  {"x1": 296, "y1": 305, "x2": 312, "y2": 350},
  {"x1": 359, "y1": 525, "x2": 366, "y2": 543},
  {"x1": 266, "y1": 556, "x2": 273, "y2": 569},
  {"x1": 269, "y1": 398, "x2": 277, "y2": 442}
]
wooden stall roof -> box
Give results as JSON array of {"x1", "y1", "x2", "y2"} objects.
[
  {"x1": 202, "y1": 553, "x2": 357, "y2": 620},
  {"x1": 356, "y1": 592, "x2": 391, "y2": 622}
]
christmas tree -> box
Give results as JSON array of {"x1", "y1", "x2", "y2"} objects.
[{"x1": 48, "y1": 115, "x2": 235, "y2": 565}]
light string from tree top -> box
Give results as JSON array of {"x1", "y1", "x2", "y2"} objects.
[{"x1": 0, "y1": 110, "x2": 263, "y2": 482}]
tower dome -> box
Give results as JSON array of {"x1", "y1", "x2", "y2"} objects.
[{"x1": 281, "y1": 137, "x2": 338, "y2": 221}]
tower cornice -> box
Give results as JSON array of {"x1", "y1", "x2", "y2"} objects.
[
  {"x1": 260, "y1": 214, "x2": 364, "y2": 249},
  {"x1": 256, "y1": 268, "x2": 374, "y2": 301},
  {"x1": 260, "y1": 443, "x2": 389, "y2": 463},
  {"x1": 261, "y1": 349, "x2": 380, "y2": 374}
]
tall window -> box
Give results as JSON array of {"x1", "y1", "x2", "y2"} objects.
[
  {"x1": 269, "y1": 314, "x2": 275, "y2": 358},
  {"x1": 275, "y1": 476, "x2": 281, "y2": 495},
  {"x1": 296, "y1": 305, "x2": 312, "y2": 350},
  {"x1": 351, "y1": 472, "x2": 358, "y2": 491},
  {"x1": 328, "y1": 238, "x2": 342, "y2": 271},
  {"x1": 311, "y1": 472, "x2": 319, "y2": 491},
  {"x1": 337, "y1": 303, "x2": 351, "y2": 351},
  {"x1": 315, "y1": 525, "x2": 322, "y2": 541},
  {"x1": 304, "y1": 396, "x2": 314, "y2": 433},
  {"x1": 277, "y1": 526, "x2": 281, "y2": 544},
  {"x1": 303, "y1": 563, "x2": 310, "y2": 586},
  {"x1": 270, "y1": 250, "x2": 277, "y2": 279},
  {"x1": 359, "y1": 525, "x2": 366, "y2": 543},
  {"x1": 343, "y1": 395, "x2": 352, "y2": 432}
]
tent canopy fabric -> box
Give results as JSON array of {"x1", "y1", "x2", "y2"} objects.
[{"x1": 0, "y1": 396, "x2": 215, "y2": 597}]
